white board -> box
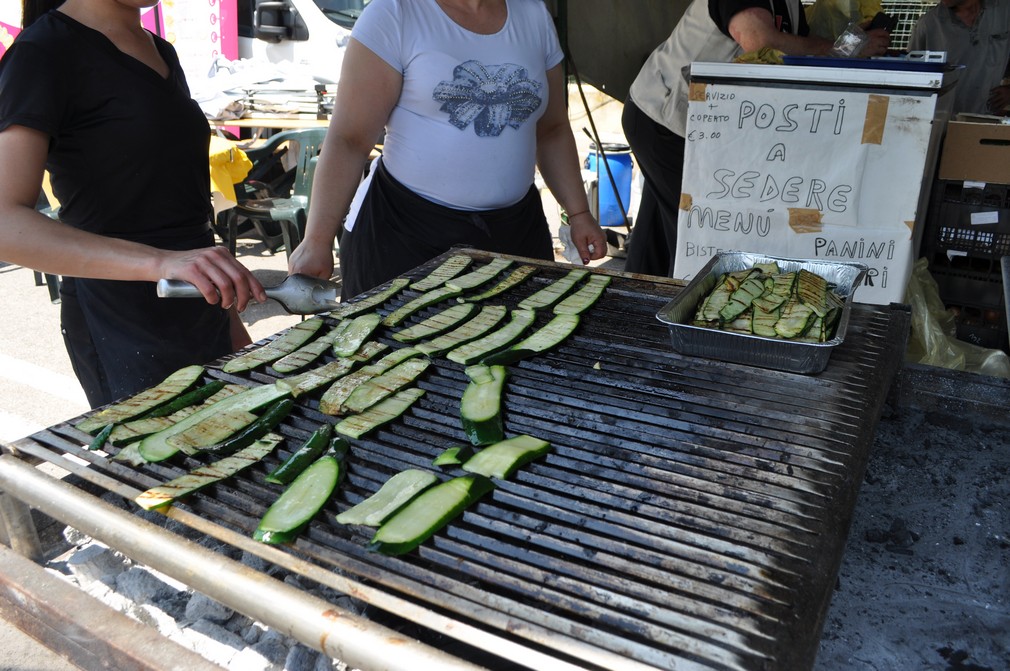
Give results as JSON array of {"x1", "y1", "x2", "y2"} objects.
[{"x1": 676, "y1": 78, "x2": 941, "y2": 304}]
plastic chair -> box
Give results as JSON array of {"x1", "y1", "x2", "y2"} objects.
[{"x1": 230, "y1": 128, "x2": 327, "y2": 258}]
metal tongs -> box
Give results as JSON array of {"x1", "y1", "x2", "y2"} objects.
[{"x1": 156, "y1": 274, "x2": 339, "y2": 315}]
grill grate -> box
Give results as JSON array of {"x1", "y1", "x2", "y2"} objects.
[{"x1": 8, "y1": 250, "x2": 909, "y2": 671}]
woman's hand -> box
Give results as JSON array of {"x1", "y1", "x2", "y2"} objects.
[
  {"x1": 158, "y1": 246, "x2": 266, "y2": 312},
  {"x1": 861, "y1": 28, "x2": 891, "y2": 57},
  {"x1": 287, "y1": 236, "x2": 337, "y2": 281},
  {"x1": 568, "y1": 212, "x2": 608, "y2": 265}
]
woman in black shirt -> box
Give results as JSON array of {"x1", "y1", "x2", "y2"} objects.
[{"x1": 0, "y1": 0, "x2": 267, "y2": 407}]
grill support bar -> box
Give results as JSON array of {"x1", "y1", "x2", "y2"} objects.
[
  {"x1": 0, "y1": 544, "x2": 223, "y2": 671},
  {"x1": 3, "y1": 441, "x2": 602, "y2": 671},
  {"x1": 0, "y1": 455, "x2": 486, "y2": 671}
]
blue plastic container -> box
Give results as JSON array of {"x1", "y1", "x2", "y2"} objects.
[{"x1": 585, "y1": 142, "x2": 633, "y2": 227}]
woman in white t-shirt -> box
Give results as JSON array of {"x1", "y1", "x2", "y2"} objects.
[{"x1": 288, "y1": 0, "x2": 606, "y2": 299}]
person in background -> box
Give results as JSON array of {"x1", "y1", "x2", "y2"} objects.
[
  {"x1": 0, "y1": 0, "x2": 267, "y2": 408},
  {"x1": 909, "y1": 0, "x2": 1010, "y2": 116},
  {"x1": 621, "y1": 0, "x2": 891, "y2": 278},
  {"x1": 287, "y1": 0, "x2": 607, "y2": 299}
]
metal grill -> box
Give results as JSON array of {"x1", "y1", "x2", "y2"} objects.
[{"x1": 2, "y1": 250, "x2": 909, "y2": 671}]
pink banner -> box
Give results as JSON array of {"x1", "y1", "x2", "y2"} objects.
[
  {"x1": 140, "y1": 6, "x2": 164, "y2": 36},
  {"x1": 0, "y1": 21, "x2": 20, "y2": 59}
]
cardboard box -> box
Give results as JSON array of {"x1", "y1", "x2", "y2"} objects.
[{"x1": 939, "y1": 121, "x2": 1010, "y2": 185}]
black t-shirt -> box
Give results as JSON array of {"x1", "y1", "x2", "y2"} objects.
[
  {"x1": 710, "y1": 0, "x2": 810, "y2": 39},
  {"x1": 0, "y1": 11, "x2": 213, "y2": 249},
  {"x1": 0, "y1": 12, "x2": 231, "y2": 406}
]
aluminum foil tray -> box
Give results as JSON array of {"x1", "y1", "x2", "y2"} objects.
[{"x1": 657, "y1": 252, "x2": 868, "y2": 374}]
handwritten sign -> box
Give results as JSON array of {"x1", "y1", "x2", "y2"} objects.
[{"x1": 676, "y1": 79, "x2": 940, "y2": 305}]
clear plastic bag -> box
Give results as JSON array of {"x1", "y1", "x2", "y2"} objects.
[
  {"x1": 829, "y1": 21, "x2": 870, "y2": 57},
  {"x1": 805, "y1": 0, "x2": 882, "y2": 41},
  {"x1": 904, "y1": 258, "x2": 1010, "y2": 378}
]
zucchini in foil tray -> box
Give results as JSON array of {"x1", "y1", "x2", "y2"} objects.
[{"x1": 692, "y1": 263, "x2": 845, "y2": 342}]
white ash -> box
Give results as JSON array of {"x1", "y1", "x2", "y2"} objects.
[{"x1": 49, "y1": 515, "x2": 362, "y2": 671}]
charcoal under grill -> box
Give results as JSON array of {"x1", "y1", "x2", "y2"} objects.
[{"x1": 0, "y1": 249, "x2": 909, "y2": 671}]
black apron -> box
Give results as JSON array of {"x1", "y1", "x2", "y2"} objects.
[
  {"x1": 60, "y1": 225, "x2": 232, "y2": 409},
  {"x1": 338, "y1": 160, "x2": 554, "y2": 300}
]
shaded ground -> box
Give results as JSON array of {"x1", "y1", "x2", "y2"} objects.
[{"x1": 815, "y1": 406, "x2": 1010, "y2": 670}]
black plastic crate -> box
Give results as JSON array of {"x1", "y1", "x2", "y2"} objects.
[
  {"x1": 931, "y1": 267, "x2": 1005, "y2": 307},
  {"x1": 922, "y1": 180, "x2": 1010, "y2": 268},
  {"x1": 953, "y1": 305, "x2": 1008, "y2": 351}
]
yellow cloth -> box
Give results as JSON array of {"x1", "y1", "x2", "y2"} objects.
[{"x1": 208, "y1": 135, "x2": 253, "y2": 203}]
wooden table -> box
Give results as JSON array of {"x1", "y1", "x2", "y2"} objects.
[{"x1": 212, "y1": 116, "x2": 330, "y2": 131}]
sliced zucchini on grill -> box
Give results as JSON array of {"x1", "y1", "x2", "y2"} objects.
[
  {"x1": 111, "y1": 415, "x2": 178, "y2": 446},
  {"x1": 167, "y1": 407, "x2": 259, "y2": 452},
  {"x1": 518, "y1": 269, "x2": 588, "y2": 310},
  {"x1": 332, "y1": 312, "x2": 383, "y2": 357},
  {"x1": 110, "y1": 384, "x2": 243, "y2": 447},
  {"x1": 265, "y1": 423, "x2": 334, "y2": 485},
  {"x1": 135, "y1": 433, "x2": 283, "y2": 511},
  {"x1": 77, "y1": 365, "x2": 204, "y2": 434},
  {"x1": 460, "y1": 364, "x2": 507, "y2": 445},
  {"x1": 461, "y1": 434, "x2": 551, "y2": 480},
  {"x1": 464, "y1": 265, "x2": 537, "y2": 302},
  {"x1": 414, "y1": 305, "x2": 508, "y2": 356},
  {"x1": 168, "y1": 398, "x2": 293, "y2": 457},
  {"x1": 335, "y1": 469, "x2": 439, "y2": 526},
  {"x1": 138, "y1": 380, "x2": 226, "y2": 419},
  {"x1": 392, "y1": 303, "x2": 477, "y2": 343},
  {"x1": 481, "y1": 313, "x2": 580, "y2": 366},
  {"x1": 275, "y1": 357, "x2": 357, "y2": 398},
  {"x1": 319, "y1": 347, "x2": 421, "y2": 415},
  {"x1": 276, "y1": 341, "x2": 387, "y2": 398},
  {"x1": 410, "y1": 255, "x2": 472, "y2": 291},
  {"x1": 446, "y1": 309, "x2": 536, "y2": 365},
  {"x1": 196, "y1": 398, "x2": 294, "y2": 457},
  {"x1": 445, "y1": 258, "x2": 513, "y2": 292},
  {"x1": 553, "y1": 275, "x2": 611, "y2": 316},
  {"x1": 341, "y1": 358, "x2": 432, "y2": 414},
  {"x1": 138, "y1": 383, "x2": 291, "y2": 463},
  {"x1": 271, "y1": 324, "x2": 345, "y2": 374},
  {"x1": 87, "y1": 423, "x2": 114, "y2": 451},
  {"x1": 330, "y1": 277, "x2": 409, "y2": 319},
  {"x1": 335, "y1": 387, "x2": 425, "y2": 439},
  {"x1": 223, "y1": 318, "x2": 325, "y2": 373},
  {"x1": 368, "y1": 474, "x2": 494, "y2": 555},
  {"x1": 254, "y1": 450, "x2": 344, "y2": 545},
  {"x1": 432, "y1": 445, "x2": 475, "y2": 467},
  {"x1": 383, "y1": 286, "x2": 462, "y2": 327}
]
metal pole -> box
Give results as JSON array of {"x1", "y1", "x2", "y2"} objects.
[
  {"x1": 0, "y1": 488, "x2": 44, "y2": 562},
  {"x1": 0, "y1": 455, "x2": 484, "y2": 671},
  {"x1": 558, "y1": 0, "x2": 569, "y2": 95}
]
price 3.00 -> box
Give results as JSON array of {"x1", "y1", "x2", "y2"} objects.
[{"x1": 687, "y1": 130, "x2": 722, "y2": 141}]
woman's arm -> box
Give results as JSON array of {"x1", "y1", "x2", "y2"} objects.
[
  {"x1": 0, "y1": 124, "x2": 266, "y2": 310},
  {"x1": 536, "y1": 64, "x2": 607, "y2": 264},
  {"x1": 287, "y1": 38, "x2": 403, "y2": 280}
]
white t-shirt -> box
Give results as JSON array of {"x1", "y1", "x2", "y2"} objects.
[{"x1": 351, "y1": 0, "x2": 563, "y2": 211}]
